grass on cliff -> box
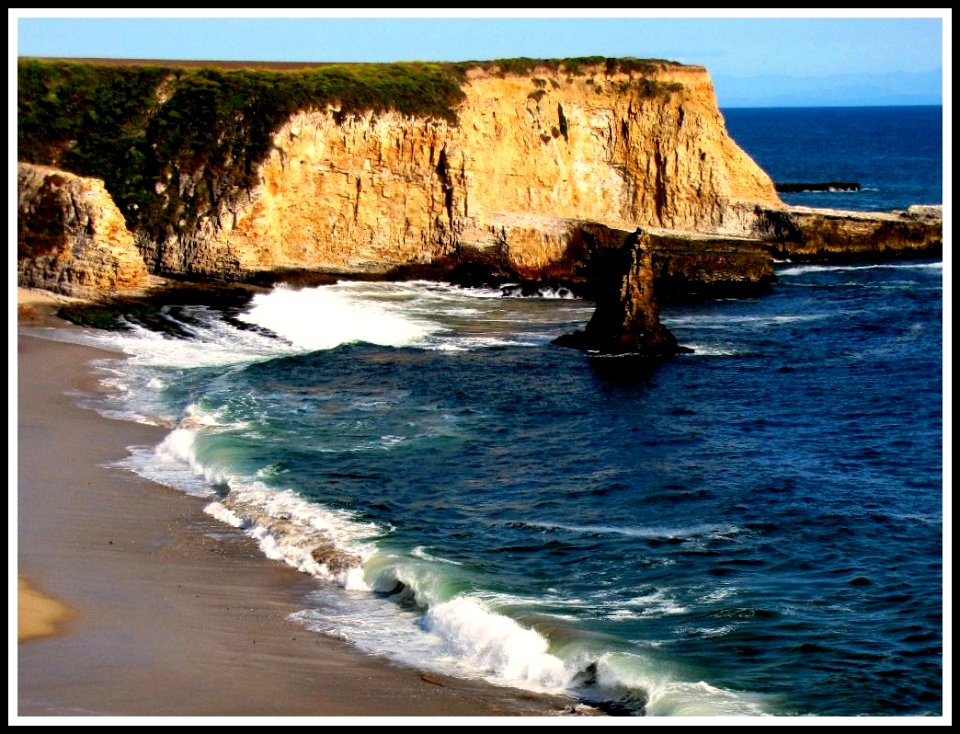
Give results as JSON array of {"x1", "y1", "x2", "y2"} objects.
[
  {"x1": 18, "y1": 59, "x2": 467, "y2": 249},
  {"x1": 17, "y1": 56, "x2": 685, "y2": 267},
  {"x1": 452, "y1": 56, "x2": 686, "y2": 78}
]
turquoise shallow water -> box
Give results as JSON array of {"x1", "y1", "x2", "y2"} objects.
[{"x1": 52, "y1": 106, "x2": 942, "y2": 716}]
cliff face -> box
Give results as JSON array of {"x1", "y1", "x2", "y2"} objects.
[
  {"x1": 191, "y1": 112, "x2": 459, "y2": 276},
  {"x1": 17, "y1": 60, "x2": 940, "y2": 300},
  {"x1": 193, "y1": 65, "x2": 781, "y2": 278},
  {"x1": 18, "y1": 163, "x2": 149, "y2": 296}
]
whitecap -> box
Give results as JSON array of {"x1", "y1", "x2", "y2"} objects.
[
  {"x1": 777, "y1": 262, "x2": 943, "y2": 277},
  {"x1": 238, "y1": 284, "x2": 443, "y2": 350}
]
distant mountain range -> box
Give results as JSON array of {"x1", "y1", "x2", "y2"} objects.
[{"x1": 713, "y1": 68, "x2": 942, "y2": 108}]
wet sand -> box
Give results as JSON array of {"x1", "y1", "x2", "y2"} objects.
[{"x1": 15, "y1": 302, "x2": 570, "y2": 718}]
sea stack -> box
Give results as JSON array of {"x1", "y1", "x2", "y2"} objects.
[{"x1": 554, "y1": 228, "x2": 687, "y2": 356}]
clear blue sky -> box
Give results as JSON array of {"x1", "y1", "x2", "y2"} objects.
[{"x1": 11, "y1": 11, "x2": 948, "y2": 107}]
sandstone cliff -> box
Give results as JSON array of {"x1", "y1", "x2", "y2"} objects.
[
  {"x1": 17, "y1": 163, "x2": 149, "y2": 296},
  {"x1": 197, "y1": 64, "x2": 781, "y2": 279},
  {"x1": 20, "y1": 58, "x2": 938, "y2": 302}
]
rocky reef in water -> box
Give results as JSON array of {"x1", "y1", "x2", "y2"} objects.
[
  {"x1": 752, "y1": 205, "x2": 942, "y2": 262},
  {"x1": 774, "y1": 181, "x2": 860, "y2": 193}
]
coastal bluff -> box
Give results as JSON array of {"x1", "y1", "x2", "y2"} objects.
[
  {"x1": 17, "y1": 57, "x2": 942, "y2": 307},
  {"x1": 17, "y1": 57, "x2": 778, "y2": 292}
]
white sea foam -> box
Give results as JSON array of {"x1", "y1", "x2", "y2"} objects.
[
  {"x1": 411, "y1": 546, "x2": 464, "y2": 566},
  {"x1": 689, "y1": 625, "x2": 738, "y2": 639},
  {"x1": 204, "y1": 501, "x2": 245, "y2": 528},
  {"x1": 609, "y1": 591, "x2": 688, "y2": 620},
  {"x1": 158, "y1": 428, "x2": 229, "y2": 485},
  {"x1": 92, "y1": 409, "x2": 170, "y2": 427},
  {"x1": 113, "y1": 424, "x2": 224, "y2": 498},
  {"x1": 103, "y1": 313, "x2": 303, "y2": 368},
  {"x1": 499, "y1": 283, "x2": 578, "y2": 299},
  {"x1": 114, "y1": 410, "x2": 380, "y2": 589},
  {"x1": 680, "y1": 343, "x2": 743, "y2": 357},
  {"x1": 521, "y1": 520, "x2": 741, "y2": 542},
  {"x1": 238, "y1": 284, "x2": 442, "y2": 350},
  {"x1": 593, "y1": 653, "x2": 771, "y2": 716},
  {"x1": 205, "y1": 484, "x2": 378, "y2": 590},
  {"x1": 422, "y1": 596, "x2": 574, "y2": 691},
  {"x1": 114, "y1": 401, "x2": 261, "y2": 493},
  {"x1": 291, "y1": 578, "x2": 771, "y2": 714},
  {"x1": 380, "y1": 279, "x2": 581, "y2": 301},
  {"x1": 339, "y1": 279, "x2": 507, "y2": 301},
  {"x1": 323, "y1": 560, "x2": 577, "y2": 692},
  {"x1": 431, "y1": 336, "x2": 543, "y2": 351},
  {"x1": 700, "y1": 586, "x2": 738, "y2": 604},
  {"x1": 777, "y1": 261, "x2": 943, "y2": 277}
]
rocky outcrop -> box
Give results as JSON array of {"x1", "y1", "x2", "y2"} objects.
[
  {"x1": 753, "y1": 205, "x2": 942, "y2": 262},
  {"x1": 572, "y1": 223, "x2": 776, "y2": 301},
  {"x1": 774, "y1": 182, "x2": 860, "y2": 193},
  {"x1": 554, "y1": 229, "x2": 688, "y2": 356},
  {"x1": 18, "y1": 163, "x2": 149, "y2": 296},
  {"x1": 173, "y1": 64, "x2": 782, "y2": 279},
  {"x1": 648, "y1": 232, "x2": 777, "y2": 301}
]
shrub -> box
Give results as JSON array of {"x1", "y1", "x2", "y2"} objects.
[{"x1": 18, "y1": 59, "x2": 468, "y2": 248}]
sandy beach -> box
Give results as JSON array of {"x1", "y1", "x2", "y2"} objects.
[{"x1": 14, "y1": 292, "x2": 569, "y2": 719}]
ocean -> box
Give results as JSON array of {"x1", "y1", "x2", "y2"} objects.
[
  {"x1": 723, "y1": 105, "x2": 943, "y2": 212},
  {"x1": 40, "y1": 106, "x2": 944, "y2": 716}
]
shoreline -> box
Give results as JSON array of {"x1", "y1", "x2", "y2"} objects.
[{"x1": 15, "y1": 304, "x2": 571, "y2": 718}]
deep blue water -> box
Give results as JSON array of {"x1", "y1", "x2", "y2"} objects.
[
  {"x1": 723, "y1": 106, "x2": 943, "y2": 212},
  {"x1": 59, "y1": 106, "x2": 942, "y2": 717}
]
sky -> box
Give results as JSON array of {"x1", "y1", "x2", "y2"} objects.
[{"x1": 10, "y1": 11, "x2": 949, "y2": 107}]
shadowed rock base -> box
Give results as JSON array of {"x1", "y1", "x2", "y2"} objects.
[{"x1": 554, "y1": 228, "x2": 691, "y2": 357}]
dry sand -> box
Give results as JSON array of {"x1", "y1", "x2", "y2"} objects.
[
  {"x1": 14, "y1": 297, "x2": 571, "y2": 719},
  {"x1": 17, "y1": 578, "x2": 74, "y2": 643}
]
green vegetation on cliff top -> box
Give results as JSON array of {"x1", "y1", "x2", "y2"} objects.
[{"x1": 17, "y1": 57, "x2": 686, "y2": 259}]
